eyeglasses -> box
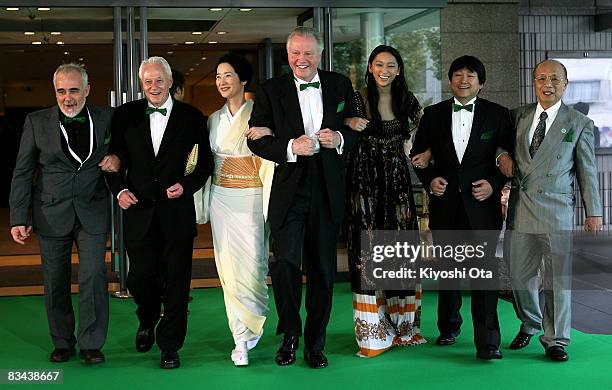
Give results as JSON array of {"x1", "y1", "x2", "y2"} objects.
[{"x1": 534, "y1": 75, "x2": 565, "y2": 85}]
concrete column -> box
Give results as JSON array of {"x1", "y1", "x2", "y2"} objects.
[{"x1": 360, "y1": 12, "x2": 384, "y2": 62}]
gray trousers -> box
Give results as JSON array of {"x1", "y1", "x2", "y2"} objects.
[
  {"x1": 38, "y1": 222, "x2": 109, "y2": 350},
  {"x1": 505, "y1": 230, "x2": 572, "y2": 348}
]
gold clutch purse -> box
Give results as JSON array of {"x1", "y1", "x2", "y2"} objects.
[{"x1": 184, "y1": 144, "x2": 198, "y2": 175}]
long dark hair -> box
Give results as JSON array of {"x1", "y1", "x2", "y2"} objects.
[{"x1": 364, "y1": 45, "x2": 421, "y2": 127}]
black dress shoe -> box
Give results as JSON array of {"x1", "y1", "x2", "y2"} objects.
[
  {"x1": 136, "y1": 326, "x2": 155, "y2": 353},
  {"x1": 509, "y1": 331, "x2": 533, "y2": 350},
  {"x1": 545, "y1": 346, "x2": 568, "y2": 362},
  {"x1": 160, "y1": 350, "x2": 180, "y2": 369},
  {"x1": 275, "y1": 335, "x2": 299, "y2": 366},
  {"x1": 79, "y1": 349, "x2": 105, "y2": 364},
  {"x1": 49, "y1": 347, "x2": 76, "y2": 362},
  {"x1": 436, "y1": 330, "x2": 460, "y2": 346},
  {"x1": 477, "y1": 345, "x2": 503, "y2": 360},
  {"x1": 304, "y1": 349, "x2": 328, "y2": 369}
]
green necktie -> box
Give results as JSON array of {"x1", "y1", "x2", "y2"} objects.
[
  {"x1": 529, "y1": 111, "x2": 548, "y2": 158},
  {"x1": 145, "y1": 107, "x2": 167, "y2": 116},
  {"x1": 453, "y1": 103, "x2": 474, "y2": 112},
  {"x1": 299, "y1": 81, "x2": 320, "y2": 91},
  {"x1": 64, "y1": 116, "x2": 86, "y2": 124}
]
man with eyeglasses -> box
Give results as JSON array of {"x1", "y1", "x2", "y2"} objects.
[{"x1": 497, "y1": 59, "x2": 602, "y2": 362}]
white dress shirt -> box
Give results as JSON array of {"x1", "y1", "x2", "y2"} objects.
[
  {"x1": 286, "y1": 73, "x2": 344, "y2": 162},
  {"x1": 451, "y1": 96, "x2": 476, "y2": 163},
  {"x1": 149, "y1": 96, "x2": 174, "y2": 156},
  {"x1": 528, "y1": 99, "x2": 562, "y2": 143}
]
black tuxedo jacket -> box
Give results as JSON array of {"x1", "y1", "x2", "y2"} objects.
[
  {"x1": 410, "y1": 97, "x2": 512, "y2": 230},
  {"x1": 109, "y1": 98, "x2": 213, "y2": 241},
  {"x1": 247, "y1": 71, "x2": 357, "y2": 231}
]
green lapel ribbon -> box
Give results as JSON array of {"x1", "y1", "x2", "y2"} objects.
[
  {"x1": 336, "y1": 101, "x2": 345, "y2": 113},
  {"x1": 299, "y1": 81, "x2": 320, "y2": 91},
  {"x1": 64, "y1": 116, "x2": 86, "y2": 124},
  {"x1": 562, "y1": 128, "x2": 574, "y2": 143},
  {"x1": 145, "y1": 107, "x2": 167, "y2": 116},
  {"x1": 453, "y1": 103, "x2": 474, "y2": 112}
]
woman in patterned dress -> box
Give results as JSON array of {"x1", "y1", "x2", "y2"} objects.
[{"x1": 345, "y1": 45, "x2": 428, "y2": 357}]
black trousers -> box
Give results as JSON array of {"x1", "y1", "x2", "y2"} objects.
[
  {"x1": 38, "y1": 219, "x2": 108, "y2": 350},
  {"x1": 270, "y1": 157, "x2": 340, "y2": 351},
  {"x1": 434, "y1": 200, "x2": 501, "y2": 349},
  {"x1": 125, "y1": 211, "x2": 194, "y2": 352}
]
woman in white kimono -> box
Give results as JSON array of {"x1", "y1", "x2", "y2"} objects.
[{"x1": 205, "y1": 54, "x2": 272, "y2": 366}]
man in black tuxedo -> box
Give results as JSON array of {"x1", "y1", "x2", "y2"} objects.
[
  {"x1": 9, "y1": 63, "x2": 118, "y2": 364},
  {"x1": 410, "y1": 55, "x2": 512, "y2": 360},
  {"x1": 247, "y1": 26, "x2": 356, "y2": 369},
  {"x1": 109, "y1": 56, "x2": 212, "y2": 369}
]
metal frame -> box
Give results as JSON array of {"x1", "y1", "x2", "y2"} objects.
[{"x1": 0, "y1": 1, "x2": 446, "y2": 7}]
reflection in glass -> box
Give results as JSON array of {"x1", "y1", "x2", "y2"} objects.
[{"x1": 332, "y1": 8, "x2": 441, "y2": 107}]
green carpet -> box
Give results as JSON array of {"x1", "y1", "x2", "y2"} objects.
[{"x1": 1, "y1": 283, "x2": 611, "y2": 389}]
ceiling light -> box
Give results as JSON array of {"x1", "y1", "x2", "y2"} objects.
[
  {"x1": 6, "y1": 8, "x2": 19, "y2": 11},
  {"x1": 38, "y1": 7, "x2": 50, "y2": 11},
  {"x1": 24, "y1": 32, "x2": 35, "y2": 35},
  {"x1": 167, "y1": 51, "x2": 174, "y2": 55},
  {"x1": 64, "y1": 51, "x2": 69, "y2": 55},
  {"x1": 239, "y1": 9, "x2": 252, "y2": 12},
  {"x1": 172, "y1": 43, "x2": 179, "y2": 46},
  {"x1": 195, "y1": 63, "x2": 200, "y2": 66},
  {"x1": 56, "y1": 41, "x2": 64, "y2": 45},
  {"x1": 50, "y1": 32, "x2": 61, "y2": 35},
  {"x1": 185, "y1": 41, "x2": 195, "y2": 45},
  {"x1": 78, "y1": 57, "x2": 84, "y2": 61},
  {"x1": 216, "y1": 31, "x2": 227, "y2": 35},
  {"x1": 185, "y1": 72, "x2": 191, "y2": 76},
  {"x1": 208, "y1": 41, "x2": 217, "y2": 44},
  {"x1": 201, "y1": 56, "x2": 207, "y2": 60},
  {"x1": 209, "y1": 8, "x2": 223, "y2": 12},
  {"x1": 32, "y1": 41, "x2": 42, "y2": 45},
  {"x1": 189, "y1": 68, "x2": 194, "y2": 72},
  {"x1": 191, "y1": 31, "x2": 202, "y2": 35}
]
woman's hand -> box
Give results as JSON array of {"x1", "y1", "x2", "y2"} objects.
[
  {"x1": 411, "y1": 149, "x2": 432, "y2": 169},
  {"x1": 344, "y1": 117, "x2": 369, "y2": 132},
  {"x1": 246, "y1": 126, "x2": 273, "y2": 140}
]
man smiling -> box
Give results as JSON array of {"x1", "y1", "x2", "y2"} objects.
[
  {"x1": 247, "y1": 26, "x2": 357, "y2": 369},
  {"x1": 109, "y1": 56, "x2": 213, "y2": 369},
  {"x1": 410, "y1": 55, "x2": 513, "y2": 360},
  {"x1": 498, "y1": 59, "x2": 602, "y2": 362}
]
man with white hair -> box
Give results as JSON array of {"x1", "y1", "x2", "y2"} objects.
[
  {"x1": 247, "y1": 27, "x2": 357, "y2": 369},
  {"x1": 109, "y1": 56, "x2": 213, "y2": 369},
  {"x1": 10, "y1": 63, "x2": 119, "y2": 364}
]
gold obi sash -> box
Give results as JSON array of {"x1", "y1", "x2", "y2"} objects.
[{"x1": 213, "y1": 154, "x2": 263, "y2": 188}]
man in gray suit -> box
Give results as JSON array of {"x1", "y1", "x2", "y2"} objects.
[
  {"x1": 9, "y1": 63, "x2": 119, "y2": 364},
  {"x1": 498, "y1": 59, "x2": 602, "y2": 362}
]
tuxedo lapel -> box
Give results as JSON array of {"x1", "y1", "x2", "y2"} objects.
[
  {"x1": 461, "y1": 97, "x2": 486, "y2": 164},
  {"x1": 156, "y1": 101, "x2": 180, "y2": 158},
  {"x1": 320, "y1": 71, "x2": 337, "y2": 129},
  {"x1": 48, "y1": 109, "x2": 75, "y2": 169},
  {"x1": 90, "y1": 106, "x2": 106, "y2": 152},
  {"x1": 440, "y1": 99, "x2": 460, "y2": 166},
  {"x1": 136, "y1": 102, "x2": 156, "y2": 159},
  {"x1": 279, "y1": 74, "x2": 305, "y2": 138}
]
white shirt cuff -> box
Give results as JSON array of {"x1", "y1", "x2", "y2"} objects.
[
  {"x1": 286, "y1": 139, "x2": 297, "y2": 162},
  {"x1": 495, "y1": 151, "x2": 509, "y2": 167},
  {"x1": 117, "y1": 188, "x2": 129, "y2": 200},
  {"x1": 335, "y1": 131, "x2": 344, "y2": 155}
]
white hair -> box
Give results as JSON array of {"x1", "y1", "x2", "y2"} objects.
[
  {"x1": 53, "y1": 63, "x2": 88, "y2": 89},
  {"x1": 139, "y1": 56, "x2": 172, "y2": 80},
  {"x1": 286, "y1": 26, "x2": 324, "y2": 54}
]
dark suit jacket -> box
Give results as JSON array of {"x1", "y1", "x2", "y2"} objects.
[
  {"x1": 410, "y1": 97, "x2": 513, "y2": 230},
  {"x1": 109, "y1": 98, "x2": 213, "y2": 241},
  {"x1": 10, "y1": 105, "x2": 113, "y2": 236},
  {"x1": 247, "y1": 71, "x2": 357, "y2": 231}
]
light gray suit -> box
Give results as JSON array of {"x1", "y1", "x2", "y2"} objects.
[
  {"x1": 505, "y1": 102, "x2": 602, "y2": 348},
  {"x1": 9, "y1": 105, "x2": 113, "y2": 350}
]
